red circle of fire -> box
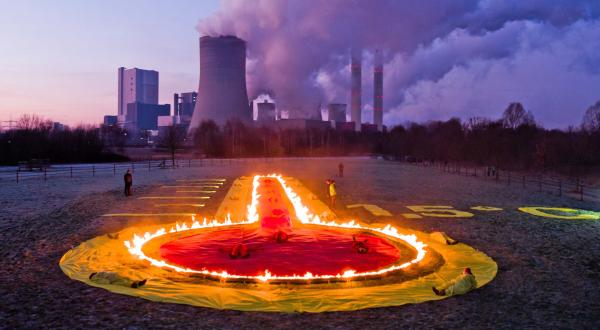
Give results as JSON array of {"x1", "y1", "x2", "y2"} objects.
[{"x1": 160, "y1": 227, "x2": 405, "y2": 277}]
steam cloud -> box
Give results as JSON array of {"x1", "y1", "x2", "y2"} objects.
[{"x1": 198, "y1": 0, "x2": 600, "y2": 128}]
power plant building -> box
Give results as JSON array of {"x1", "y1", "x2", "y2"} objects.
[
  {"x1": 117, "y1": 67, "x2": 159, "y2": 122},
  {"x1": 103, "y1": 115, "x2": 118, "y2": 126},
  {"x1": 327, "y1": 103, "x2": 347, "y2": 122},
  {"x1": 189, "y1": 36, "x2": 251, "y2": 131},
  {"x1": 174, "y1": 92, "x2": 197, "y2": 118},
  {"x1": 125, "y1": 102, "x2": 170, "y2": 131},
  {"x1": 256, "y1": 100, "x2": 276, "y2": 121}
]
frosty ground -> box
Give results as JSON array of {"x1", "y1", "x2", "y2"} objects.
[{"x1": 1, "y1": 158, "x2": 599, "y2": 329}]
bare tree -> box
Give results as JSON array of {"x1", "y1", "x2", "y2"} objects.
[
  {"x1": 158, "y1": 125, "x2": 186, "y2": 166},
  {"x1": 581, "y1": 101, "x2": 600, "y2": 132},
  {"x1": 192, "y1": 120, "x2": 224, "y2": 157},
  {"x1": 16, "y1": 114, "x2": 52, "y2": 131},
  {"x1": 502, "y1": 102, "x2": 535, "y2": 129},
  {"x1": 464, "y1": 116, "x2": 492, "y2": 131}
]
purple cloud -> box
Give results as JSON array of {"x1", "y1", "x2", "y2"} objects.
[{"x1": 198, "y1": 0, "x2": 600, "y2": 128}]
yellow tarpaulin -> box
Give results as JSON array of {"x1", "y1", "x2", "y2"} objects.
[{"x1": 60, "y1": 176, "x2": 497, "y2": 312}]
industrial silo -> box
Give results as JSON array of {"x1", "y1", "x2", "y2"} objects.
[{"x1": 189, "y1": 36, "x2": 251, "y2": 131}]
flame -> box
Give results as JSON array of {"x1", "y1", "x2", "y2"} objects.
[{"x1": 124, "y1": 174, "x2": 427, "y2": 282}]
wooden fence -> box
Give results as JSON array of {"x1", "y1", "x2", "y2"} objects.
[
  {"x1": 400, "y1": 160, "x2": 597, "y2": 202},
  {"x1": 0, "y1": 158, "x2": 276, "y2": 184}
]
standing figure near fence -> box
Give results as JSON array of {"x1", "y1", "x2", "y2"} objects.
[
  {"x1": 338, "y1": 162, "x2": 344, "y2": 177},
  {"x1": 124, "y1": 169, "x2": 133, "y2": 196},
  {"x1": 326, "y1": 179, "x2": 337, "y2": 207}
]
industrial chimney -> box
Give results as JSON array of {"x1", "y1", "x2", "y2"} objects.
[
  {"x1": 189, "y1": 36, "x2": 251, "y2": 131},
  {"x1": 373, "y1": 50, "x2": 383, "y2": 131},
  {"x1": 350, "y1": 49, "x2": 362, "y2": 131}
]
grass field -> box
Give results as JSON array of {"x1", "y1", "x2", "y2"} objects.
[{"x1": 1, "y1": 157, "x2": 599, "y2": 328}]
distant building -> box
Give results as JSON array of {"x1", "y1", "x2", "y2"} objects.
[
  {"x1": 273, "y1": 119, "x2": 330, "y2": 131},
  {"x1": 118, "y1": 67, "x2": 159, "y2": 124},
  {"x1": 52, "y1": 122, "x2": 65, "y2": 131},
  {"x1": 174, "y1": 92, "x2": 197, "y2": 118},
  {"x1": 256, "y1": 100, "x2": 276, "y2": 121},
  {"x1": 336, "y1": 121, "x2": 356, "y2": 131},
  {"x1": 125, "y1": 102, "x2": 170, "y2": 131},
  {"x1": 157, "y1": 115, "x2": 183, "y2": 138},
  {"x1": 327, "y1": 103, "x2": 347, "y2": 122},
  {"x1": 361, "y1": 123, "x2": 386, "y2": 133},
  {"x1": 103, "y1": 115, "x2": 118, "y2": 126}
]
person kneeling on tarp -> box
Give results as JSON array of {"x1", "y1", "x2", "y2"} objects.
[
  {"x1": 432, "y1": 267, "x2": 477, "y2": 296},
  {"x1": 89, "y1": 271, "x2": 147, "y2": 288}
]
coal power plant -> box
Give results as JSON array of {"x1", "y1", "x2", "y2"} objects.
[{"x1": 189, "y1": 36, "x2": 251, "y2": 131}]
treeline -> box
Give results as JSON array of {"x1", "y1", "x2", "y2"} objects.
[
  {"x1": 190, "y1": 102, "x2": 600, "y2": 172},
  {"x1": 190, "y1": 120, "x2": 382, "y2": 158},
  {"x1": 0, "y1": 115, "x2": 126, "y2": 165},
  {"x1": 381, "y1": 102, "x2": 600, "y2": 171},
  {"x1": 383, "y1": 118, "x2": 600, "y2": 170},
  {"x1": 2, "y1": 101, "x2": 599, "y2": 171}
]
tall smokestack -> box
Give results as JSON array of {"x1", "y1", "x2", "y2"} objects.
[
  {"x1": 373, "y1": 50, "x2": 383, "y2": 131},
  {"x1": 189, "y1": 36, "x2": 251, "y2": 131},
  {"x1": 351, "y1": 49, "x2": 362, "y2": 131},
  {"x1": 117, "y1": 67, "x2": 124, "y2": 116},
  {"x1": 173, "y1": 93, "x2": 179, "y2": 116}
]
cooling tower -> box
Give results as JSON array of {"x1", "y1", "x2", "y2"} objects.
[
  {"x1": 350, "y1": 49, "x2": 362, "y2": 131},
  {"x1": 373, "y1": 50, "x2": 383, "y2": 131},
  {"x1": 189, "y1": 36, "x2": 251, "y2": 131}
]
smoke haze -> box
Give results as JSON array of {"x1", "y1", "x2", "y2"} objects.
[{"x1": 198, "y1": 0, "x2": 600, "y2": 128}]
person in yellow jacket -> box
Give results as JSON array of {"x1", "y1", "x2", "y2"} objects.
[
  {"x1": 89, "y1": 271, "x2": 147, "y2": 288},
  {"x1": 432, "y1": 267, "x2": 477, "y2": 296},
  {"x1": 326, "y1": 179, "x2": 337, "y2": 207}
]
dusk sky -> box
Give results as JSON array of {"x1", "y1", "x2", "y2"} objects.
[
  {"x1": 0, "y1": 0, "x2": 218, "y2": 125},
  {"x1": 2, "y1": 0, "x2": 600, "y2": 128}
]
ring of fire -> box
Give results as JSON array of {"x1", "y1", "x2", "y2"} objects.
[
  {"x1": 60, "y1": 173, "x2": 497, "y2": 312},
  {"x1": 125, "y1": 175, "x2": 427, "y2": 282}
]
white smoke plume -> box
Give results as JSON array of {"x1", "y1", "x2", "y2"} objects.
[{"x1": 198, "y1": 0, "x2": 600, "y2": 128}]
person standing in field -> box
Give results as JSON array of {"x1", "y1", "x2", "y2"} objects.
[
  {"x1": 124, "y1": 169, "x2": 133, "y2": 196},
  {"x1": 338, "y1": 162, "x2": 344, "y2": 177},
  {"x1": 326, "y1": 179, "x2": 337, "y2": 207}
]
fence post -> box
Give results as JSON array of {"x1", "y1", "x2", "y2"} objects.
[
  {"x1": 92, "y1": 166, "x2": 95, "y2": 176},
  {"x1": 113, "y1": 164, "x2": 116, "y2": 175},
  {"x1": 148, "y1": 160, "x2": 151, "y2": 171},
  {"x1": 70, "y1": 166, "x2": 73, "y2": 178},
  {"x1": 558, "y1": 181, "x2": 562, "y2": 196},
  {"x1": 44, "y1": 168, "x2": 47, "y2": 181},
  {"x1": 16, "y1": 170, "x2": 19, "y2": 183}
]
